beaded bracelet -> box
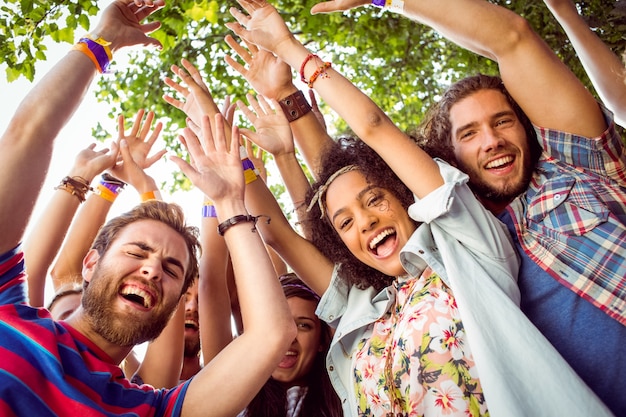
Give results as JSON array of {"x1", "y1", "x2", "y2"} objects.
[
  {"x1": 307, "y1": 61, "x2": 332, "y2": 88},
  {"x1": 217, "y1": 214, "x2": 271, "y2": 236},
  {"x1": 55, "y1": 176, "x2": 93, "y2": 203}
]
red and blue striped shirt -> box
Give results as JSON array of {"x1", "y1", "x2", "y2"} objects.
[{"x1": 0, "y1": 245, "x2": 192, "y2": 416}]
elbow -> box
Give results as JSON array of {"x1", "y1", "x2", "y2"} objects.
[{"x1": 491, "y1": 14, "x2": 535, "y2": 58}]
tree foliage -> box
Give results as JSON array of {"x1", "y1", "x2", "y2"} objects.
[{"x1": 2, "y1": 0, "x2": 625, "y2": 191}]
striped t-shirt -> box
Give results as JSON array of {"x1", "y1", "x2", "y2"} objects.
[{"x1": 0, "y1": 245, "x2": 191, "y2": 416}]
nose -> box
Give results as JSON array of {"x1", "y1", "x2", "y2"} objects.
[
  {"x1": 185, "y1": 295, "x2": 198, "y2": 312},
  {"x1": 358, "y1": 211, "x2": 378, "y2": 233},
  {"x1": 140, "y1": 259, "x2": 163, "y2": 281},
  {"x1": 480, "y1": 126, "x2": 505, "y2": 152}
]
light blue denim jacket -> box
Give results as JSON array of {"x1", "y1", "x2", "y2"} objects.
[{"x1": 316, "y1": 161, "x2": 612, "y2": 417}]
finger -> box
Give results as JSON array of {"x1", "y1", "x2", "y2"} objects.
[
  {"x1": 256, "y1": 95, "x2": 274, "y2": 115},
  {"x1": 241, "y1": 38, "x2": 259, "y2": 55},
  {"x1": 245, "y1": 136, "x2": 255, "y2": 158},
  {"x1": 224, "y1": 55, "x2": 247, "y2": 78},
  {"x1": 139, "y1": 111, "x2": 156, "y2": 139},
  {"x1": 310, "y1": 0, "x2": 346, "y2": 15},
  {"x1": 225, "y1": 102, "x2": 237, "y2": 126},
  {"x1": 246, "y1": 93, "x2": 265, "y2": 116},
  {"x1": 144, "y1": 148, "x2": 167, "y2": 168},
  {"x1": 236, "y1": 100, "x2": 257, "y2": 124},
  {"x1": 129, "y1": 109, "x2": 146, "y2": 138},
  {"x1": 308, "y1": 89, "x2": 319, "y2": 109},
  {"x1": 181, "y1": 127, "x2": 204, "y2": 163},
  {"x1": 117, "y1": 114, "x2": 126, "y2": 139},
  {"x1": 225, "y1": 35, "x2": 252, "y2": 63},
  {"x1": 170, "y1": 155, "x2": 198, "y2": 184},
  {"x1": 186, "y1": 117, "x2": 202, "y2": 138},
  {"x1": 165, "y1": 72, "x2": 189, "y2": 96},
  {"x1": 163, "y1": 94, "x2": 185, "y2": 112},
  {"x1": 146, "y1": 121, "x2": 163, "y2": 146},
  {"x1": 181, "y1": 59, "x2": 210, "y2": 94}
]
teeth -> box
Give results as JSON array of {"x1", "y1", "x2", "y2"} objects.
[
  {"x1": 185, "y1": 319, "x2": 198, "y2": 329},
  {"x1": 369, "y1": 229, "x2": 394, "y2": 250},
  {"x1": 285, "y1": 351, "x2": 297, "y2": 356},
  {"x1": 485, "y1": 155, "x2": 513, "y2": 169},
  {"x1": 120, "y1": 286, "x2": 154, "y2": 308}
]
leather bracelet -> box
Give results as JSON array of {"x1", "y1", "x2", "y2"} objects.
[
  {"x1": 279, "y1": 90, "x2": 312, "y2": 122},
  {"x1": 217, "y1": 214, "x2": 271, "y2": 236}
]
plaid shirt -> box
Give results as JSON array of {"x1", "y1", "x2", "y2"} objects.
[{"x1": 508, "y1": 108, "x2": 626, "y2": 326}]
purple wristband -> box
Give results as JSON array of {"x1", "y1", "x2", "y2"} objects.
[
  {"x1": 372, "y1": 0, "x2": 386, "y2": 7},
  {"x1": 241, "y1": 158, "x2": 255, "y2": 172},
  {"x1": 202, "y1": 204, "x2": 217, "y2": 218},
  {"x1": 79, "y1": 38, "x2": 110, "y2": 73}
]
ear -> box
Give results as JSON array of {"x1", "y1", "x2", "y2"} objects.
[{"x1": 82, "y1": 249, "x2": 100, "y2": 284}]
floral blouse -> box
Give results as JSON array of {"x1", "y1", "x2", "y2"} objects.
[{"x1": 353, "y1": 268, "x2": 489, "y2": 417}]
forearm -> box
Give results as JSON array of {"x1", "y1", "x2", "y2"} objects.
[
  {"x1": 546, "y1": 2, "x2": 626, "y2": 125},
  {"x1": 273, "y1": 152, "x2": 312, "y2": 224},
  {"x1": 0, "y1": 54, "x2": 96, "y2": 253},
  {"x1": 288, "y1": 111, "x2": 334, "y2": 179},
  {"x1": 50, "y1": 192, "x2": 112, "y2": 289},
  {"x1": 198, "y1": 213, "x2": 234, "y2": 364},
  {"x1": 137, "y1": 297, "x2": 185, "y2": 388}
]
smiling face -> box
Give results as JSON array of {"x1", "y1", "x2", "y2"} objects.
[
  {"x1": 325, "y1": 170, "x2": 416, "y2": 277},
  {"x1": 81, "y1": 219, "x2": 190, "y2": 346},
  {"x1": 449, "y1": 89, "x2": 534, "y2": 214},
  {"x1": 183, "y1": 280, "x2": 200, "y2": 357},
  {"x1": 272, "y1": 296, "x2": 323, "y2": 385}
]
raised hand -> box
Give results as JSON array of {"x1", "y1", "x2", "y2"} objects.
[
  {"x1": 245, "y1": 139, "x2": 268, "y2": 182},
  {"x1": 164, "y1": 59, "x2": 220, "y2": 128},
  {"x1": 172, "y1": 114, "x2": 244, "y2": 204},
  {"x1": 226, "y1": 0, "x2": 294, "y2": 55},
  {"x1": 225, "y1": 35, "x2": 295, "y2": 101},
  {"x1": 71, "y1": 142, "x2": 120, "y2": 182},
  {"x1": 90, "y1": 0, "x2": 166, "y2": 51},
  {"x1": 110, "y1": 109, "x2": 165, "y2": 190},
  {"x1": 237, "y1": 94, "x2": 295, "y2": 158}
]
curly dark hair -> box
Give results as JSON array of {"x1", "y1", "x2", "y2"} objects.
[
  {"x1": 300, "y1": 137, "x2": 417, "y2": 292},
  {"x1": 414, "y1": 74, "x2": 541, "y2": 168}
]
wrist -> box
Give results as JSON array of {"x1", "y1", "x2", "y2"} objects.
[{"x1": 213, "y1": 200, "x2": 247, "y2": 222}]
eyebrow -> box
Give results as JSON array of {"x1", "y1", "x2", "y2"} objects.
[
  {"x1": 454, "y1": 110, "x2": 516, "y2": 139},
  {"x1": 330, "y1": 184, "x2": 378, "y2": 224},
  {"x1": 127, "y1": 242, "x2": 185, "y2": 275}
]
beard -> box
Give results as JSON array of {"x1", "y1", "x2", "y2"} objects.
[
  {"x1": 82, "y1": 263, "x2": 178, "y2": 347},
  {"x1": 457, "y1": 157, "x2": 533, "y2": 208},
  {"x1": 184, "y1": 335, "x2": 201, "y2": 358}
]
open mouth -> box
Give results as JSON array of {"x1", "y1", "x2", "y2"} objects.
[
  {"x1": 485, "y1": 155, "x2": 514, "y2": 170},
  {"x1": 368, "y1": 228, "x2": 396, "y2": 256},
  {"x1": 120, "y1": 285, "x2": 155, "y2": 309},
  {"x1": 185, "y1": 319, "x2": 199, "y2": 331}
]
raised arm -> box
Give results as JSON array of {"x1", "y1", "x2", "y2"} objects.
[
  {"x1": 51, "y1": 109, "x2": 165, "y2": 289},
  {"x1": 0, "y1": 0, "x2": 165, "y2": 254},
  {"x1": 225, "y1": 35, "x2": 333, "y2": 178},
  {"x1": 171, "y1": 114, "x2": 296, "y2": 417},
  {"x1": 24, "y1": 143, "x2": 117, "y2": 306},
  {"x1": 308, "y1": 0, "x2": 605, "y2": 136},
  {"x1": 543, "y1": 0, "x2": 626, "y2": 127},
  {"x1": 228, "y1": 0, "x2": 443, "y2": 199}
]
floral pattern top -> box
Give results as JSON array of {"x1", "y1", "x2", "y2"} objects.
[{"x1": 352, "y1": 268, "x2": 489, "y2": 417}]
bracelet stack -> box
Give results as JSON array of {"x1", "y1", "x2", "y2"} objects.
[
  {"x1": 55, "y1": 176, "x2": 93, "y2": 203},
  {"x1": 96, "y1": 173, "x2": 126, "y2": 203},
  {"x1": 299, "y1": 54, "x2": 332, "y2": 88},
  {"x1": 72, "y1": 34, "x2": 112, "y2": 74}
]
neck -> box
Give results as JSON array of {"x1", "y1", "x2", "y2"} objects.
[{"x1": 65, "y1": 307, "x2": 135, "y2": 365}]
